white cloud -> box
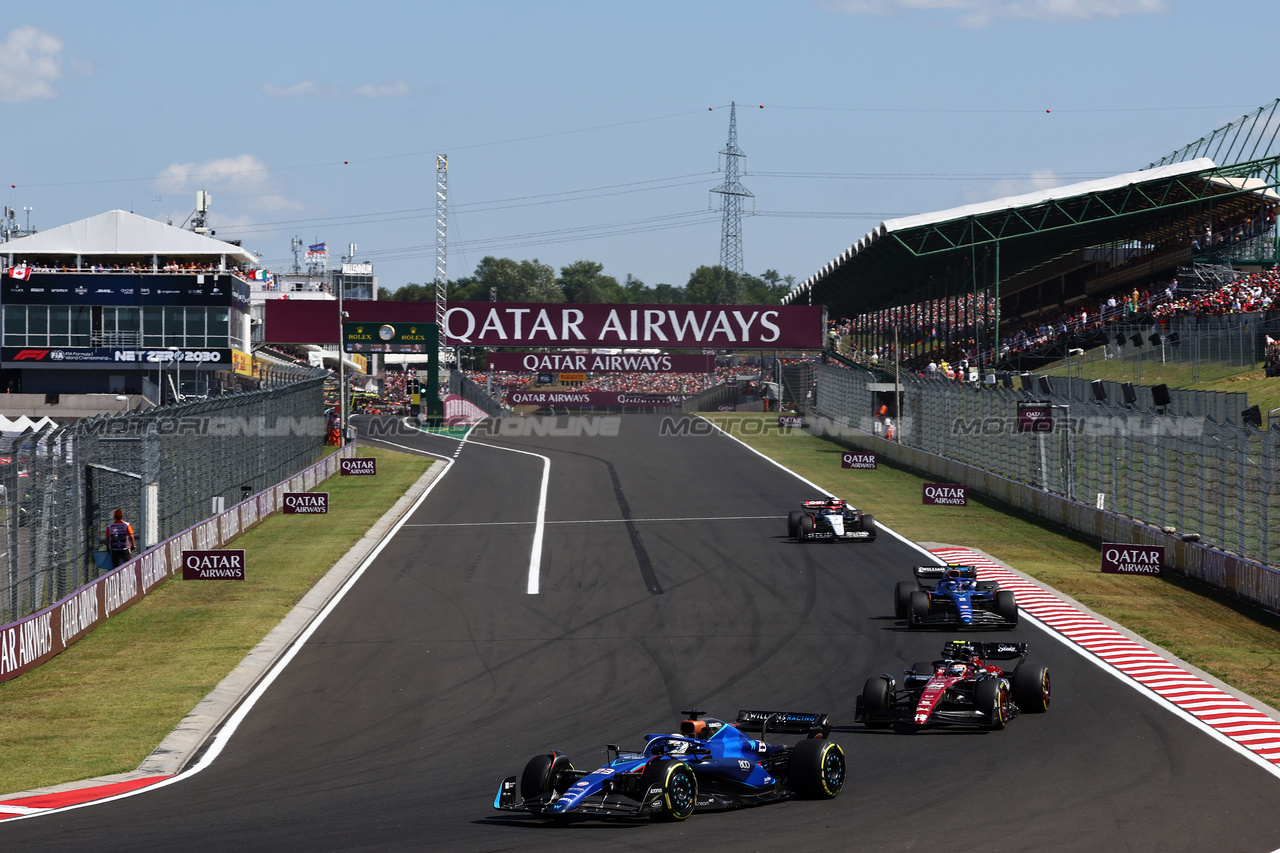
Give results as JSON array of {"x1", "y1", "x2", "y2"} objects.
[
  {"x1": 155, "y1": 154, "x2": 272, "y2": 194},
  {"x1": 0, "y1": 26, "x2": 64, "y2": 103},
  {"x1": 261, "y1": 77, "x2": 411, "y2": 100},
  {"x1": 824, "y1": 0, "x2": 1169, "y2": 27},
  {"x1": 969, "y1": 169, "x2": 1063, "y2": 202}
]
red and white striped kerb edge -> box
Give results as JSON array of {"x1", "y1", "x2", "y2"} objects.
[{"x1": 931, "y1": 546, "x2": 1280, "y2": 768}]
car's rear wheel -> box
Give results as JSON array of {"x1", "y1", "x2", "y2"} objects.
[
  {"x1": 642, "y1": 760, "x2": 697, "y2": 821},
  {"x1": 861, "y1": 676, "x2": 892, "y2": 729},
  {"x1": 995, "y1": 590, "x2": 1019, "y2": 627},
  {"x1": 789, "y1": 738, "x2": 845, "y2": 798},
  {"x1": 1013, "y1": 663, "x2": 1051, "y2": 713},
  {"x1": 907, "y1": 590, "x2": 930, "y2": 628},
  {"x1": 798, "y1": 514, "x2": 814, "y2": 542},
  {"x1": 975, "y1": 678, "x2": 1012, "y2": 730},
  {"x1": 520, "y1": 751, "x2": 574, "y2": 802},
  {"x1": 860, "y1": 513, "x2": 876, "y2": 540},
  {"x1": 894, "y1": 582, "x2": 915, "y2": 619},
  {"x1": 787, "y1": 510, "x2": 803, "y2": 539}
]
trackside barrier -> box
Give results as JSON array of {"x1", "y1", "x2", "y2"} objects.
[
  {"x1": 0, "y1": 444, "x2": 356, "y2": 685},
  {"x1": 805, "y1": 417, "x2": 1280, "y2": 616}
]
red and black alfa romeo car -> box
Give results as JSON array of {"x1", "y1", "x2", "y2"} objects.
[{"x1": 855, "y1": 640, "x2": 1050, "y2": 730}]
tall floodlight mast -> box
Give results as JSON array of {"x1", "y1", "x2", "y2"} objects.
[
  {"x1": 435, "y1": 154, "x2": 448, "y2": 343},
  {"x1": 710, "y1": 102, "x2": 753, "y2": 303}
]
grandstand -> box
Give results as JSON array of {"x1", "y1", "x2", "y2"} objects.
[{"x1": 784, "y1": 110, "x2": 1280, "y2": 380}]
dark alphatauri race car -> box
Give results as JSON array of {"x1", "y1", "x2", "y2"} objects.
[
  {"x1": 855, "y1": 640, "x2": 1050, "y2": 730},
  {"x1": 787, "y1": 498, "x2": 876, "y2": 542},
  {"x1": 493, "y1": 709, "x2": 845, "y2": 821},
  {"x1": 894, "y1": 564, "x2": 1018, "y2": 629}
]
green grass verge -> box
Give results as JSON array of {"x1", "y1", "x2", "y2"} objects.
[
  {"x1": 0, "y1": 446, "x2": 430, "y2": 795},
  {"x1": 704, "y1": 412, "x2": 1280, "y2": 709}
]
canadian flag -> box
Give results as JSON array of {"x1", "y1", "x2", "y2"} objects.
[{"x1": 8, "y1": 265, "x2": 31, "y2": 280}]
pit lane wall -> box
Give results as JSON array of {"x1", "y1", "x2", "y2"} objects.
[
  {"x1": 806, "y1": 417, "x2": 1280, "y2": 616},
  {"x1": 0, "y1": 444, "x2": 356, "y2": 684}
]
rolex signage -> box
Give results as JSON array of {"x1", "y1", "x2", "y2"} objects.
[{"x1": 343, "y1": 321, "x2": 439, "y2": 354}]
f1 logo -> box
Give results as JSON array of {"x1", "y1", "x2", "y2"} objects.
[{"x1": 12, "y1": 349, "x2": 50, "y2": 360}]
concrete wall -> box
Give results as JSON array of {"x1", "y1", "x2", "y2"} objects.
[{"x1": 0, "y1": 393, "x2": 147, "y2": 420}]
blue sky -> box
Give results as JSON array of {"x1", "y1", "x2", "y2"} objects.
[{"x1": 2, "y1": 0, "x2": 1277, "y2": 294}]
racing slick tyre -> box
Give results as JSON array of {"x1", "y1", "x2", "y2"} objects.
[
  {"x1": 907, "y1": 590, "x2": 930, "y2": 628},
  {"x1": 641, "y1": 760, "x2": 698, "y2": 821},
  {"x1": 520, "y1": 751, "x2": 574, "y2": 802},
  {"x1": 860, "y1": 676, "x2": 893, "y2": 729},
  {"x1": 860, "y1": 513, "x2": 876, "y2": 540},
  {"x1": 798, "y1": 514, "x2": 814, "y2": 542},
  {"x1": 995, "y1": 590, "x2": 1019, "y2": 627},
  {"x1": 1013, "y1": 664, "x2": 1051, "y2": 713},
  {"x1": 975, "y1": 678, "x2": 1012, "y2": 730},
  {"x1": 894, "y1": 582, "x2": 915, "y2": 620},
  {"x1": 788, "y1": 510, "x2": 804, "y2": 539},
  {"x1": 789, "y1": 738, "x2": 846, "y2": 799}
]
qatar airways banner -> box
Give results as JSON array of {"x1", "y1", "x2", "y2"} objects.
[
  {"x1": 445, "y1": 303, "x2": 824, "y2": 349},
  {"x1": 509, "y1": 391, "x2": 691, "y2": 407},
  {"x1": 488, "y1": 352, "x2": 714, "y2": 373},
  {"x1": 265, "y1": 300, "x2": 824, "y2": 349}
]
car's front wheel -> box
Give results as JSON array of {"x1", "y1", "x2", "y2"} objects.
[
  {"x1": 789, "y1": 738, "x2": 845, "y2": 798},
  {"x1": 975, "y1": 678, "x2": 1012, "y2": 730},
  {"x1": 1013, "y1": 663, "x2": 1051, "y2": 713},
  {"x1": 642, "y1": 760, "x2": 698, "y2": 821},
  {"x1": 894, "y1": 582, "x2": 915, "y2": 619},
  {"x1": 907, "y1": 590, "x2": 930, "y2": 628},
  {"x1": 787, "y1": 510, "x2": 803, "y2": 539},
  {"x1": 861, "y1": 676, "x2": 893, "y2": 729},
  {"x1": 520, "y1": 751, "x2": 574, "y2": 802},
  {"x1": 995, "y1": 590, "x2": 1019, "y2": 627},
  {"x1": 798, "y1": 513, "x2": 814, "y2": 542}
]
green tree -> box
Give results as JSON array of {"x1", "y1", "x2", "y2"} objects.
[
  {"x1": 684, "y1": 265, "x2": 728, "y2": 304},
  {"x1": 558, "y1": 260, "x2": 617, "y2": 303},
  {"x1": 472, "y1": 256, "x2": 564, "y2": 303}
]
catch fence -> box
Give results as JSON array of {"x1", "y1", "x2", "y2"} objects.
[
  {"x1": 0, "y1": 366, "x2": 328, "y2": 625},
  {"x1": 814, "y1": 363, "x2": 1280, "y2": 569}
]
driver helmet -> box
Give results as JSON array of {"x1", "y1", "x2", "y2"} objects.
[{"x1": 947, "y1": 662, "x2": 968, "y2": 677}]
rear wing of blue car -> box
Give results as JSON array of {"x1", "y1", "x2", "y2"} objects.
[
  {"x1": 735, "y1": 710, "x2": 832, "y2": 738},
  {"x1": 914, "y1": 564, "x2": 977, "y2": 581}
]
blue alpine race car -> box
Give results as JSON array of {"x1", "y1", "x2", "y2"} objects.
[
  {"x1": 895, "y1": 564, "x2": 1018, "y2": 629},
  {"x1": 493, "y1": 709, "x2": 845, "y2": 821}
]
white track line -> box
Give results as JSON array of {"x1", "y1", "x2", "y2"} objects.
[
  {"x1": 695, "y1": 415, "x2": 1280, "y2": 783},
  {"x1": 1, "y1": 440, "x2": 459, "y2": 822},
  {"x1": 405, "y1": 424, "x2": 550, "y2": 595},
  {"x1": 403, "y1": 515, "x2": 779, "y2": 528}
]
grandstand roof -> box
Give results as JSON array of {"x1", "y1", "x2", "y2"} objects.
[
  {"x1": 1, "y1": 209, "x2": 258, "y2": 266},
  {"x1": 785, "y1": 157, "x2": 1280, "y2": 318}
]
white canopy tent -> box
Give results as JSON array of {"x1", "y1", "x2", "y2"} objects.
[{"x1": 3, "y1": 209, "x2": 258, "y2": 268}]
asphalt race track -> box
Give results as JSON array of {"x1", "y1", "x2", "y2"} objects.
[{"x1": 6, "y1": 414, "x2": 1280, "y2": 852}]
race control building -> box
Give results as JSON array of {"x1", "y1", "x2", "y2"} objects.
[{"x1": 0, "y1": 210, "x2": 258, "y2": 401}]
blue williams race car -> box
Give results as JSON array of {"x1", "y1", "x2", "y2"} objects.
[
  {"x1": 493, "y1": 709, "x2": 845, "y2": 821},
  {"x1": 788, "y1": 498, "x2": 876, "y2": 542},
  {"x1": 894, "y1": 564, "x2": 1018, "y2": 629}
]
